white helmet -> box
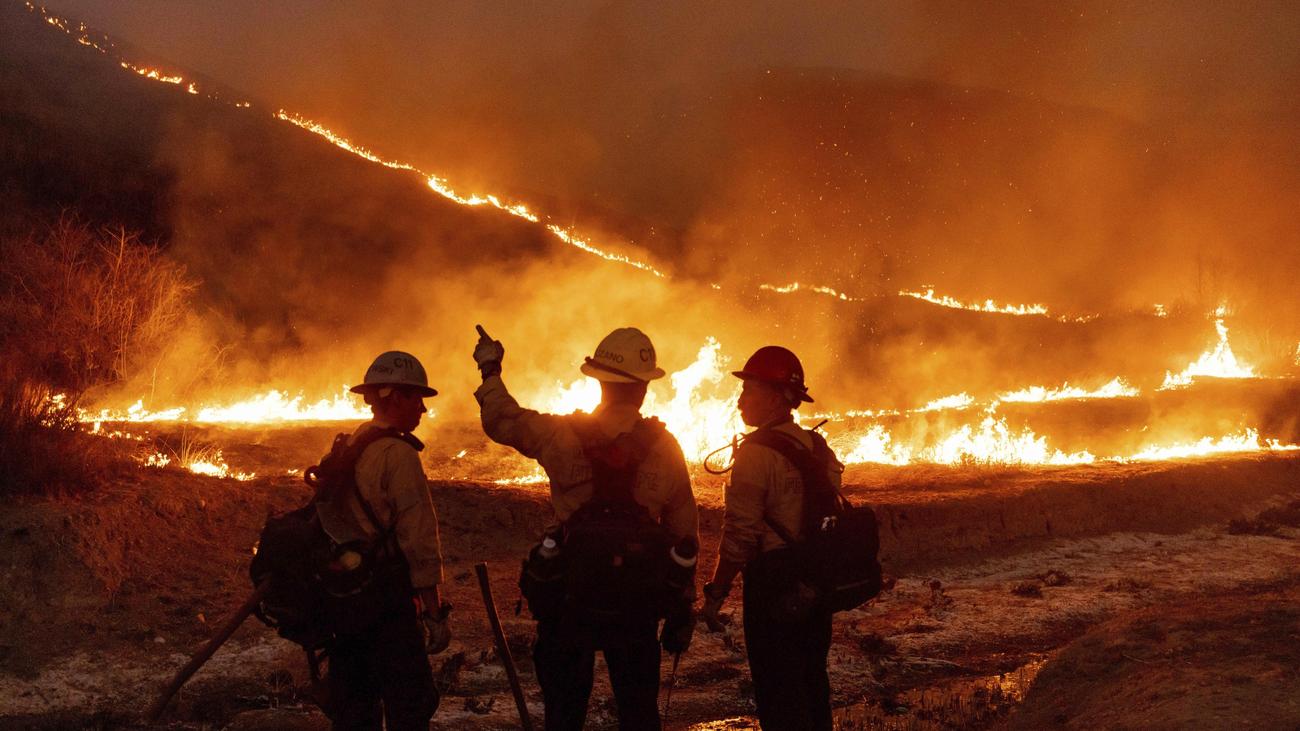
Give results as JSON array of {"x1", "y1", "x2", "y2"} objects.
[
  {"x1": 579, "y1": 327, "x2": 666, "y2": 383},
  {"x1": 350, "y1": 351, "x2": 438, "y2": 397}
]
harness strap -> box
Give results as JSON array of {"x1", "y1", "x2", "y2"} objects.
[
  {"x1": 569, "y1": 414, "x2": 665, "y2": 504},
  {"x1": 308, "y1": 426, "x2": 423, "y2": 553},
  {"x1": 742, "y1": 428, "x2": 844, "y2": 545}
]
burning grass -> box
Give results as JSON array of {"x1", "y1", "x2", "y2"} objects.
[{"x1": 0, "y1": 218, "x2": 194, "y2": 494}]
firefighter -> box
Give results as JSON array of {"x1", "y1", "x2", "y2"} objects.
[
  {"x1": 473, "y1": 326, "x2": 699, "y2": 731},
  {"x1": 701, "y1": 346, "x2": 844, "y2": 731},
  {"x1": 315, "y1": 351, "x2": 450, "y2": 731}
]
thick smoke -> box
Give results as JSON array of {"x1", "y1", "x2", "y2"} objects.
[{"x1": 29, "y1": 1, "x2": 1300, "y2": 420}]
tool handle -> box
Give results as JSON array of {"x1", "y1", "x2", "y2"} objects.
[
  {"x1": 476, "y1": 562, "x2": 534, "y2": 731},
  {"x1": 145, "y1": 579, "x2": 272, "y2": 721}
]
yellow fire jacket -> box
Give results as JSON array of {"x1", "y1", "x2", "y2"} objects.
[
  {"x1": 719, "y1": 421, "x2": 845, "y2": 567},
  {"x1": 475, "y1": 374, "x2": 699, "y2": 544},
  {"x1": 315, "y1": 420, "x2": 445, "y2": 589}
]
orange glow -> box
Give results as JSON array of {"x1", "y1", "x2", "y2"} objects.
[
  {"x1": 996, "y1": 378, "x2": 1139, "y2": 404},
  {"x1": 138, "y1": 450, "x2": 256, "y2": 481},
  {"x1": 1161, "y1": 310, "x2": 1256, "y2": 389},
  {"x1": 78, "y1": 387, "x2": 370, "y2": 425},
  {"x1": 30, "y1": 2, "x2": 1300, "y2": 475},
  {"x1": 1128, "y1": 430, "x2": 1299, "y2": 461}
]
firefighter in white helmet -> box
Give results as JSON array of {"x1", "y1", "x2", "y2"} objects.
[
  {"x1": 474, "y1": 326, "x2": 699, "y2": 731},
  {"x1": 314, "y1": 350, "x2": 449, "y2": 730}
]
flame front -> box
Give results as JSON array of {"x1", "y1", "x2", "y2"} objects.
[
  {"x1": 996, "y1": 378, "x2": 1139, "y2": 404},
  {"x1": 1161, "y1": 311, "x2": 1256, "y2": 389},
  {"x1": 28, "y1": 3, "x2": 1300, "y2": 478},
  {"x1": 81, "y1": 387, "x2": 370, "y2": 425}
]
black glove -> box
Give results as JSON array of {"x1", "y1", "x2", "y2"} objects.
[{"x1": 474, "y1": 325, "x2": 504, "y2": 378}]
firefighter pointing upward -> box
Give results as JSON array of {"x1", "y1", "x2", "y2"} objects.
[{"x1": 474, "y1": 326, "x2": 699, "y2": 731}]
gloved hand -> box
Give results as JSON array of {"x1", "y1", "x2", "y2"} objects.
[
  {"x1": 421, "y1": 602, "x2": 452, "y2": 655},
  {"x1": 474, "y1": 325, "x2": 504, "y2": 378},
  {"x1": 700, "y1": 582, "x2": 729, "y2": 633},
  {"x1": 661, "y1": 605, "x2": 695, "y2": 654}
]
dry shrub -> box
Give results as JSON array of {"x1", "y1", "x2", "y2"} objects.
[
  {"x1": 0, "y1": 217, "x2": 194, "y2": 494},
  {"x1": 0, "y1": 216, "x2": 194, "y2": 391}
]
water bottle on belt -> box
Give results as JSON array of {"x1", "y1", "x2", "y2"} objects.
[{"x1": 520, "y1": 527, "x2": 566, "y2": 619}]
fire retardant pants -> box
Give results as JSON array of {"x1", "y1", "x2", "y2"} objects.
[
  {"x1": 533, "y1": 615, "x2": 661, "y2": 731},
  {"x1": 743, "y1": 576, "x2": 833, "y2": 731},
  {"x1": 326, "y1": 598, "x2": 438, "y2": 731}
]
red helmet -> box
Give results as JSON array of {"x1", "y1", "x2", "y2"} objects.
[{"x1": 732, "y1": 346, "x2": 813, "y2": 403}]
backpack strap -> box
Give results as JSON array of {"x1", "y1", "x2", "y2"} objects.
[
  {"x1": 305, "y1": 426, "x2": 423, "y2": 549},
  {"x1": 569, "y1": 414, "x2": 666, "y2": 504},
  {"x1": 741, "y1": 427, "x2": 845, "y2": 545}
]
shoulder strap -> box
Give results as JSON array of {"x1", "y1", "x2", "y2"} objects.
[
  {"x1": 347, "y1": 427, "x2": 420, "y2": 540},
  {"x1": 568, "y1": 414, "x2": 665, "y2": 503},
  {"x1": 305, "y1": 426, "x2": 422, "y2": 544},
  {"x1": 741, "y1": 427, "x2": 846, "y2": 544}
]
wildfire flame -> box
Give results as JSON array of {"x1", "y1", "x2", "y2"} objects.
[
  {"x1": 758, "y1": 282, "x2": 863, "y2": 301},
  {"x1": 272, "y1": 111, "x2": 667, "y2": 277},
  {"x1": 27, "y1": 3, "x2": 1300, "y2": 474},
  {"x1": 1161, "y1": 311, "x2": 1256, "y2": 389},
  {"x1": 138, "y1": 450, "x2": 256, "y2": 481},
  {"x1": 78, "y1": 387, "x2": 370, "y2": 425},
  {"x1": 533, "y1": 338, "x2": 742, "y2": 462},
  {"x1": 120, "y1": 62, "x2": 183, "y2": 85},
  {"x1": 1129, "y1": 429, "x2": 1299, "y2": 461},
  {"x1": 900, "y1": 287, "x2": 1051, "y2": 317},
  {"x1": 996, "y1": 378, "x2": 1139, "y2": 404}
]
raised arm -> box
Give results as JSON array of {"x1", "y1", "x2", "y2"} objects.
[{"x1": 472, "y1": 325, "x2": 563, "y2": 459}]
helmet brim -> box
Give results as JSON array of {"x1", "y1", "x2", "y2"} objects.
[
  {"x1": 731, "y1": 370, "x2": 814, "y2": 403},
  {"x1": 349, "y1": 383, "x2": 438, "y2": 398},
  {"x1": 581, "y1": 360, "x2": 665, "y2": 383}
]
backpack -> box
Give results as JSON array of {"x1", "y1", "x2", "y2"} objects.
[
  {"x1": 249, "y1": 427, "x2": 417, "y2": 648},
  {"x1": 742, "y1": 427, "x2": 882, "y2": 618},
  {"x1": 556, "y1": 415, "x2": 674, "y2": 623}
]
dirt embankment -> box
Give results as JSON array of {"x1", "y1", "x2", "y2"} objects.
[
  {"x1": 845, "y1": 457, "x2": 1300, "y2": 571},
  {"x1": 1007, "y1": 580, "x2": 1300, "y2": 730},
  {"x1": 2, "y1": 454, "x2": 1299, "y2": 728}
]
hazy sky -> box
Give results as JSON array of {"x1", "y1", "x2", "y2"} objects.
[{"x1": 50, "y1": 1, "x2": 1300, "y2": 124}]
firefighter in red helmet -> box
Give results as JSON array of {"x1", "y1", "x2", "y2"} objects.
[{"x1": 702, "y1": 345, "x2": 844, "y2": 730}]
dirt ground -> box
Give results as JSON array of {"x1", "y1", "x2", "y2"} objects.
[{"x1": 1, "y1": 451, "x2": 1299, "y2": 729}]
